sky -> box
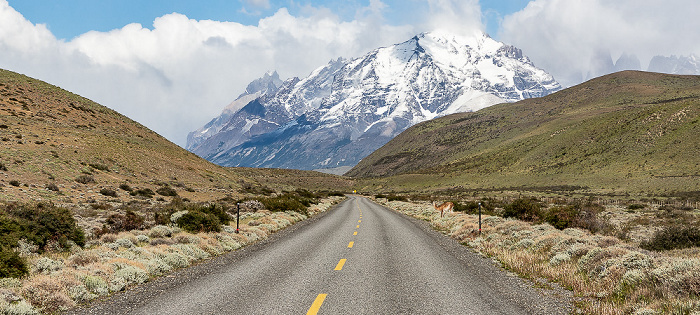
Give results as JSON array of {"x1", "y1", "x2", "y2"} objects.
[{"x1": 1, "y1": 0, "x2": 698, "y2": 147}]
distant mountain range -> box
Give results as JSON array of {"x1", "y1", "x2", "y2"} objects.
[
  {"x1": 588, "y1": 52, "x2": 700, "y2": 80},
  {"x1": 187, "y1": 31, "x2": 561, "y2": 174},
  {"x1": 348, "y1": 71, "x2": 700, "y2": 195}
]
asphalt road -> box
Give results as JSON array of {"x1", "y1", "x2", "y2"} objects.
[{"x1": 70, "y1": 196, "x2": 570, "y2": 314}]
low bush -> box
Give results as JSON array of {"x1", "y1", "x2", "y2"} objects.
[
  {"x1": 130, "y1": 188, "x2": 155, "y2": 198},
  {"x1": 156, "y1": 186, "x2": 178, "y2": 197},
  {"x1": 386, "y1": 195, "x2": 408, "y2": 202},
  {"x1": 0, "y1": 202, "x2": 85, "y2": 252},
  {"x1": 88, "y1": 163, "x2": 109, "y2": 172},
  {"x1": 640, "y1": 225, "x2": 700, "y2": 251},
  {"x1": 176, "y1": 211, "x2": 221, "y2": 233},
  {"x1": 627, "y1": 203, "x2": 646, "y2": 210},
  {"x1": 544, "y1": 205, "x2": 579, "y2": 230},
  {"x1": 9, "y1": 180, "x2": 20, "y2": 187},
  {"x1": 46, "y1": 183, "x2": 60, "y2": 192},
  {"x1": 503, "y1": 198, "x2": 542, "y2": 222},
  {"x1": 75, "y1": 175, "x2": 94, "y2": 184},
  {"x1": 451, "y1": 201, "x2": 480, "y2": 214},
  {"x1": 0, "y1": 246, "x2": 28, "y2": 278},
  {"x1": 95, "y1": 210, "x2": 145, "y2": 236},
  {"x1": 99, "y1": 188, "x2": 117, "y2": 197},
  {"x1": 260, "y1": 193, "x2": 309, "y2": 215},
  {"x1": 195, "y1": 204, "x2": 229, "y2": 225},
  {"x1": 119, "y1": 183, "x2": 133, "y2": 192}
]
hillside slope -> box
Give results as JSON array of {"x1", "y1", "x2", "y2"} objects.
[
  {"x1": 348, "y1": 71, "x2": 700, "y2": 195},
  {"x1": 0, "y1": 69, "x2": 350, "y2": 203}
]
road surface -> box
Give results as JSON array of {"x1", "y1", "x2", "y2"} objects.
[{"x1": 70, "y1": 195, "x2": 570, "y2": 314}]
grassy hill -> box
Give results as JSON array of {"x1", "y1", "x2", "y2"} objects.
[
  {"x1": 349, "y1": 71, "x2": 700, "y2": 196},
  {"x1": 0, "y1": 69, "x2": 351, "y2": 204}
]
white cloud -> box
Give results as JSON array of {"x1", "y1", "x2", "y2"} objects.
[
  {"x1": 499, "y1": 0, "x2": 700, "y2": 87},
  {"x1": 4, "y1": 0, "x2": 695, "y2": 148},
  {"x1": 0, "y1": 0, "x2": 417, "y2": 146}
]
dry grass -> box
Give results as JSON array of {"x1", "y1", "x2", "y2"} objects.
[
  {"x1": 378, "y1": 198, "x2": 700, "y2": 314},
  {"x1": 0, "y1": 196, "x2": 343, "y2": 314}
]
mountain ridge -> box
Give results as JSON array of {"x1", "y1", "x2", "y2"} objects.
[{"x1": 188, "y1": 31, "x2": 560, "y2": 173}]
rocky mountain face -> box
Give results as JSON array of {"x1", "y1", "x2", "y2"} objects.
[
  {"x1": 187, "y1": 31, "x2": 561, "y2": 174},
  {"x1": 648, "y1": 54, "x2": 700, "y2": 75}
]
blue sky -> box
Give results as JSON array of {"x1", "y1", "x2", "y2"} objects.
[
  {"x1": 9, "y1": 0, "x2": 530, "y2": 40},
  {"x1": 1, "y1": 0, "x2": 697, "y2": 146}
]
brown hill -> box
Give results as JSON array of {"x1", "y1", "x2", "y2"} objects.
[
  {"x1": 0, "y1": 69, "x2": 351, "y2": 204},
  {"x1": 348, "y1": 71, "x2": 700, "y2": 196}
]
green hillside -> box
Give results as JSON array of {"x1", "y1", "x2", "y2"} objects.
[{"x1": 349, "y1": 71, "x2": 700, "y2": 196}]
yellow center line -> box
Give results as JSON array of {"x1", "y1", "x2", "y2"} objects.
[
  {"x1": 306, "y1": 294, "x2": 327, "y2": 315},
  {"x1": 334, "y1": 259, "x2": 347, "y2": 270},
  {"x1": 353, "y1": 231, "x2": 357, "y2": 235},
  {"x1": 358, "y1": 220, "x2": 361, "y2": 223},
  {"x1": 356, "y1": 225, "x2": 359, "y2": 228},
  {"x1": 348, "y1": 241, "x2": 354, "y2": 248}
]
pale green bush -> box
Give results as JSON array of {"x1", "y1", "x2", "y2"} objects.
[
  {"x1": 68, "y1": 284, "x2": 96, "y2": 303},
  {"x1": 0, "y1": 299, "x2": 38, "y2": 315},
  {"x1": 109, "y1": 277, "x2": 126, "y2": 292},
  {"x1": 162, "y1": 252, "x2": 189, "y2": 269},
  {"x1": 81, "y1": 275, "x2": 108, "y2": 296},
  {"x1": 145, "y1": 259, "x2": 172, "y2": 276},
  {"x1": 172, "y1": 244, "x2": 209, "y2": 260},
  {"x1": 136, "y1": 235, "x2": 150, "y2": 243},
  {"x1": 112, "y1": 266, "x2": 148, "y2": 286},
  {"x1": 549, "y1": 253, "x2": 571, "y2": 266},
  {"x1": 31, "y1": 257, "x2": 64, "y2": 275},
  {"x1": 114, "y1": 238, "x2": 135, "y2": 248},
  {"x1": 149, "y1": 225, "x2": 173, "y2": 238}
]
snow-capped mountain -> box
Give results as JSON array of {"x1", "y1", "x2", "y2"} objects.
[
  {"x1": 186, "y1": 71, "x2": 283, "y2": 151},
  {"x1": 187, "y1": 31, "x2": 561, "y2": 174}
]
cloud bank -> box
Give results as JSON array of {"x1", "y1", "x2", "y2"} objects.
[
  {"x1": 499, "y1": 0, "x2": 700, "y2": 87},
  {"x1": 0, "y1": 0, "x2": 697, "y2": 146}
]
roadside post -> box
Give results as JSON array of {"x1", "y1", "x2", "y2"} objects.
[
  {"x1": 478, "y1": 202, "x2": 482, "y2": 235},
  {"x1": 236, "y1": 203, "x2": 240, "y2": 234}
]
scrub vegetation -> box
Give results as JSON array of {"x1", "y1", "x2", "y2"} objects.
[{"x1": 376, "y1": 197, "x2": 700, "y2": 314}]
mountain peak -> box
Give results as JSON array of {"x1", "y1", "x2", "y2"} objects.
[{"x1": 188, "y1": 31, "x2": 560, "y2": 172}]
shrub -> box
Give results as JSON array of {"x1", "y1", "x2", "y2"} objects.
[
  {"x1": 627, "y1": 203, "x2": 646, "y2": 210},
  {"x1": 156, "y1": 186, "x2": 178, "y2": 197},
  {"x1": 0, "y1": 202, "x2": 85, "y2": 252},
  {"x1": 46, "y1": 183, "x2": 60, "y2": 192},
  {"x1": 503, "y1": 198, "x2": 543, "y2": 222},
  {"x1": 99, "y1": 188, "x2": 118, "y2": 197},
  {"x1": 0, "y1": 246, "x2": 28, "y2": 278},
  {"x1": 544, "y1": 205, "x2": 579, "y2": 230},
  {"x1": 176, "y1": 211, "x2": 221, "y2": 233},
  {"x1": 260, "y1": 194, "x2": 308, "y2": 214},
  {"x1": 0, "y1": 163, "x2": 6, "y2": 171},
  {"x1": 96, "y1": 210, "x2": 145, "y2": 236},
  {"x1": 640, "y1": 225, "x2": 700, "y2": 251},
  {"x1": 88, "y1": 163, "x2": 109, "y2": 172},
  {"x1": 130, "y1": 188, "x2": 155, "y2": 198},
  {"x1": 195, "y1": 204, "x2": 229, "y2": 225},
  {"x1": 9, "y1": 180, "x2": 20, "y2": 187},
  {"x1": 119, "y1": 183, "x2": 133, "y2": 192},
  {"x1": 75, "y1": 175, "x2": 94, "y2": 184},
  {"x1": 386, "y1": 195, "x2": 408, "y2": 202},
  {"x1": 452, "y1": 201, "x2": 480, "y2": 214}
]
